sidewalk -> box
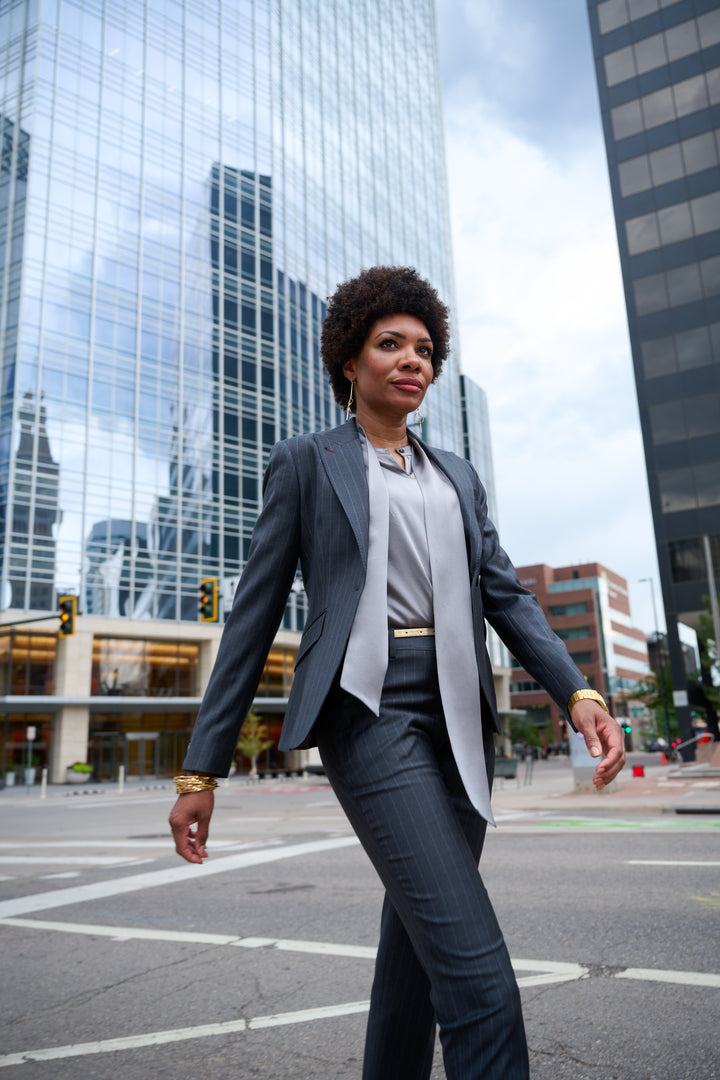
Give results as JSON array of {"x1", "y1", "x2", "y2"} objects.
[
  {"x1": 2, "y1": 755, "x2": 719, "y2": 816},
  {"x1": 492, "y1": 754, "x2": 720, "y2": 816}
]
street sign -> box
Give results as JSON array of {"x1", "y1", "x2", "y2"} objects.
[{"x1": 26, "y1": 726, "x2": 36, "y2": 741}]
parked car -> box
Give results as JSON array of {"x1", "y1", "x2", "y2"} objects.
[{"x1": 645, "y1": 737, "x2": 668, "y2": 752}]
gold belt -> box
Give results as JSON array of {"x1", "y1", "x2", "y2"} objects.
[{"x1": 392, "y1": 627, "x2": 435, "y2": 638}]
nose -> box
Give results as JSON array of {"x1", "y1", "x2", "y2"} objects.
[{"x1": 399, "y1": 346, "x2": 421, "y2": 368}]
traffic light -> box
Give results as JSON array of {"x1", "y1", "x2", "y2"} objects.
[
  {"x1": 621, "y1": 722, "x2": 632, "y2": 734},
  {"x1": 199, "y1": 577, "x2": 218, "y2": 622},
  {"x1": 58, "y1": 595, "x2": 77, "y2": 637}
]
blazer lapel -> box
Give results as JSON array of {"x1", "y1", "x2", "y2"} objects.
[{"x1": 313, "y1": 420, "x2": 369, "y2": 568}]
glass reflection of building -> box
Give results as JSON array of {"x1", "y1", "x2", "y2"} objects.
[
  {"x1": 0, "y1": 0, "x2": 500, "y2": 781},
  {"x1": 587, "y1": 0, "x2": 720, "y2": 746}
]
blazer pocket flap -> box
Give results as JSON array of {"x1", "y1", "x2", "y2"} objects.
[{"x1": 294, "y1": 610, "x2": 326, "y2": 667}]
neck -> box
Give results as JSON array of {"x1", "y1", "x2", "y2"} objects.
[{"x1": 355, "y1": 408, "x2": 409, "y2": 449}]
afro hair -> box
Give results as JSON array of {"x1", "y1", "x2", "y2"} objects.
[{"x1": 320, "y1": 266, "x2": 450, "y2": 412}]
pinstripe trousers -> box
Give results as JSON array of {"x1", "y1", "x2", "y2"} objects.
[{"x1": 316, "y1": 633, "x2": 529, "y2": 1080}]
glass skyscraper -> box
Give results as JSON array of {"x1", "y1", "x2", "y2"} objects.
[
  {"x1": 0, "y1": 0, "x2": 501, "y2": 780},
  {"x1": 587, "y1": 0, "x2": 720, "y2": 745},
  {"x1": 0, "y1": 0, "x2": 468, "y2": 629}
]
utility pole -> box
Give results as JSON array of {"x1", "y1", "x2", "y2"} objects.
[{"x1": 639, "y1": 577, "x2": 672, "y2": 748}]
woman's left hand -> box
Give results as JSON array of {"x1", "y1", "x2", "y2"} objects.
[{"x1": 570, "y1": 700, "x2": 626, "y2": 789}]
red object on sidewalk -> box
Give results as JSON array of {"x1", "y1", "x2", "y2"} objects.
[
  {"x1": 660, "y1": 752, "x2": 668, "y2": 765},
  {"x1": 632, "y1": 765, "x2": 645, "y2": 778}
]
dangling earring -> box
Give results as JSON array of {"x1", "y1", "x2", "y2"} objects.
[
  {"x1": 414, "y1": 408, "x2": 423, "y2": 427},
  {"x1": 345, "y1": 381, "x2": 354, "y2": 420}
]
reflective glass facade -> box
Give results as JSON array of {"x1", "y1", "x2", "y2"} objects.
[
  {"x1": 587, "y1": 0, "x2": 720, "y2": 742},
  {"x1": 0, "y1": 0, "x2": 470, "y2": 628}
]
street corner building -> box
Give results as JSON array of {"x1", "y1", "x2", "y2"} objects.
[
  {"x1": 0, "y1": 0, "x2": 510, "y2": 784},
  {"x1": 586, "y1": 0, "x2": 720, "y2": 746}
]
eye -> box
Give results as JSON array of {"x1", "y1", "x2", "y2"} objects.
[
  {"x1": 418, "y1": 345, "x2": 433, "y2": 357},
  {"x1": 378, "y1": 338, "x2": 397, "y2": 349}
]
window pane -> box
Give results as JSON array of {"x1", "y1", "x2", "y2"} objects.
[
  {"x1": 685, "y1": 392, "x2": 720, "y2": 438},
  {"x1": 673, "y1": 74, "x2": 708, "y2": 117},
  {"x1": 605, "y1": 45, "x2": 636, "y2": 87},
  {"x1": 676, "y1": 325, "x2": 712, "y2": 370},
  {"x1": 709, "y1": 68, "x2": 720, "y2": 106},
  {"x1": 657, "y1": 201, "x2": 692, "y2": 245},
  {"x1": 711, "y1": 322, "x2": 720, "y2": 360},
  {"x1": 598, "y1": 0, "x2": 629, "y2": 34},
  {"x1": 695, "y1": 462, "x2": 720, "y2": 508},
  {"x1": 626, "y1": 212, "x2": 660, "y2": 253},
  {"x1": 619, "y1": 154, "x2": 652, "y2": 195},
  {"x1": 698, "y1": 10, "x2": 720, "y2": 49},
  {"x1": 650, "y1": 400, "x2": 685, "y2": 443},
  {"x1": 682, "y1": 131, "x2": 718, "y2": 175},
  {"x1": 642, "y1": 86, "x2": 674, "y2": 129},
  {"x1": 634, "y1": 272, "x2": 669, "y2": 315},
  {"x1": 669, "y1": 537, "x2": 705, "y2": 583},
  {"x1": 667, "y1": 263, "x2": 702, "y2": 306},
  {"x1": 612, "y1": 99, "x2": 643, "y2": 140},
  {"x1": 690, "y1": 191, "x2": 720, "y2": 236},
  {"x1": 701, "y1": 255, "x2": 720, "y2": 297},
  {"x1": 649, "y1": 142, "x2": 684, "y2": 185},
  {"x1": 634, "y1": 32, "x2": 667, "y2": 74},
  {"x1": 665, "y1": 20, "x2": 700, "y2": 62},
  {"x1": 658, "y1": 467, "x2": 696, "y2": 512},
  {"x1": 632, "y1": 0, "x2": 660, "y2": 15},
  {"x1": 642, "y1": 335, "x2": 676, "y2": 378}
]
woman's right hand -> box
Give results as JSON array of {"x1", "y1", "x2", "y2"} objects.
[{"x1": 169, "y1": 790, "x2": 214, "y2": 863}]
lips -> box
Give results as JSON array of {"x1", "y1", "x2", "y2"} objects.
[{"x1": 393, "y1": 378, "x2": 423, "y2": 392}]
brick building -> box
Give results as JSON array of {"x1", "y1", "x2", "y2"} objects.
[{"x1": 509, "y1": 563, "x2": 652, "y2": 744}]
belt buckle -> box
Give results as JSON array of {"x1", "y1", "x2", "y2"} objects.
[{"x1": 393, "y1": 627, "x2": 435, "y2": 639}]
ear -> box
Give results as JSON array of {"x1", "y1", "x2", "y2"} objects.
[{"x1": 342, "y1": 358, "x2": 356, "y2": 381}]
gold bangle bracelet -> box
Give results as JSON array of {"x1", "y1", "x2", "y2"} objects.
[
  {"x1": 173, "y1": 774, "x2": 219, "y2": 794},
  {"x1": 567, "y1": 689, "x2": 609, "y2": 714}
]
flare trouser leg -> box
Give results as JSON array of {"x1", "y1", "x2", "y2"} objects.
[{"x1": 316, "y1": 634, "x2": 529, "y2": 1080}]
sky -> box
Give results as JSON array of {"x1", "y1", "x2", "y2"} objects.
[{"x1": 435, "y1": 0, "x2": 670, "y2": 640}]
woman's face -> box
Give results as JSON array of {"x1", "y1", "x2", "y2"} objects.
[{"x1": 342, "y1": 313, "x2": 434, "y2": 424}]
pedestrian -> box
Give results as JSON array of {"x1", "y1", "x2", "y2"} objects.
[{"x1": 169, "y1": 265, "x2": 626, "y2": 1079}]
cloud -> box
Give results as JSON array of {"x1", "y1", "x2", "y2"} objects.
[{"x1": 443, "y1": 100, "x2": 663, "y2": 634}]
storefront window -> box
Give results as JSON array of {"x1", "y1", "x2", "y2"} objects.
[
  {"x1": 91, "y1": 638, "x2": 199, "y2": 697},
  {"x1": 0, "y1": 632, "x2": 56, "y2": 695}
]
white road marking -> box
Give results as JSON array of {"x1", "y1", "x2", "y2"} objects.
[
  {"x1": 0, "y1": 836, "x2": 360, "y2": 919},
  {"x1": 616, "y1": 968, "x2": 720, "y2": 988},
  {"x1": 1, "y1": 840, "x2": 183, "y2": 849},
  {"x1": 0, "y1": 1001, "x2": 372, "y2": 1068},
  {"x1": 3, "y1": 917, "x2": 716, "y2": 993},
  {"x1": 0, "y1": 876, "x2": 15, "y2": 882},
  {"x1": 41, "y1": 873, "x2": 81, "y2": 880},
  {"x1": 0, "y1": 956, "x2": 715, "y2": 1070},
  {"x1": 0, "y1": 917, "x2": 379, "y2": 957},
  {"x1": 0, "y1": 856, "x2": 154, "y2": 866},
  {"x1": 626, "y1": 860, "x2": 720, "y2": 867}
]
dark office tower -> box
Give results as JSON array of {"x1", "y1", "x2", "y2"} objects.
[{"x1": 587, "y1": 0, "x2": 720, "y2": 744}]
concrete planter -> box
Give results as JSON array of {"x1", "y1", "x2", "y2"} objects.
[{"x1": 65, "y1": 769, "x2": 92, "y2": 784}]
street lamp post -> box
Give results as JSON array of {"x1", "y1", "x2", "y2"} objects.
[{"x1": 639, "y1": 577, "x2": 672, "y2": 749}]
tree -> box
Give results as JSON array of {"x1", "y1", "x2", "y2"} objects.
[
  {"x1": 632, "y1": 667, "x2": 678, "y2": 741},
  {"x1": 236, "y1": 709, "x2": 274, "y2": 779}
]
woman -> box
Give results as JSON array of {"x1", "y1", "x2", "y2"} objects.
[{"x1": 170, "y1": 266, "x2": 625, "y2": 1079}]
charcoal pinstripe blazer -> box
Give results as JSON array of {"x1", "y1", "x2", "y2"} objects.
[{"x1": 183, "y1": 419, "x2": 588, "y2": 776}]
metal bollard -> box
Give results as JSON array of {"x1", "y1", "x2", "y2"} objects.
[
  {"x1": 40, "y1": 767, "x2": 48, "y2": 799},
  {"x1": 118, "y1": 764, "x2": 125, "y2": 794}
]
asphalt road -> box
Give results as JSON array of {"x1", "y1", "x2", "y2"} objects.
[{"x1": 0, "y1": 778, "x2": 718, "y2": 1080}]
